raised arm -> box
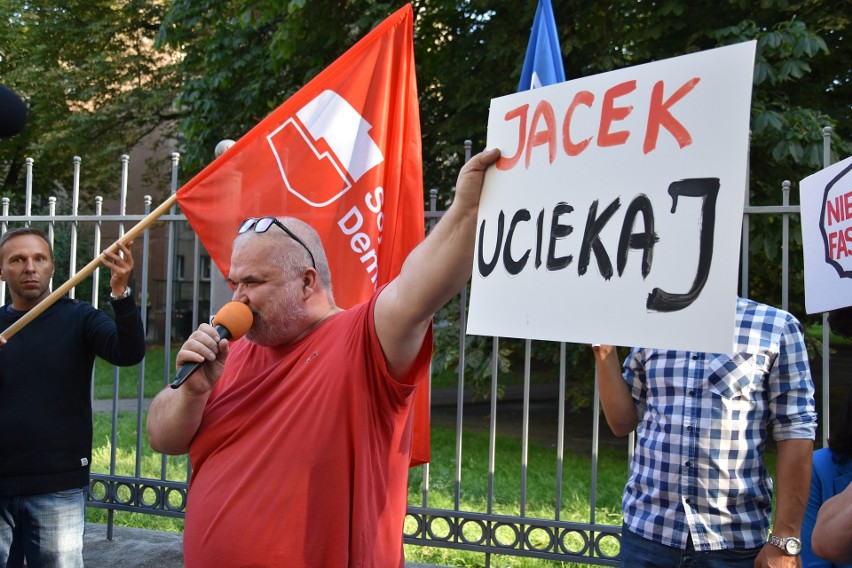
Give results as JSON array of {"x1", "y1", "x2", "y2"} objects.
[
  {"x1": 146, "y1": 324, "x2": 231, "y2": 455},
  {"x1": 374, "y1": 148, "x2": 500, "y2": 379},
  {"x1": 96, "y1": 240, "x2": 146, "y2": 366}
]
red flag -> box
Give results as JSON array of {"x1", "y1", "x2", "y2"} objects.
[{"x1": 175, "y1": 4, "x2": 429, "y2": 465}]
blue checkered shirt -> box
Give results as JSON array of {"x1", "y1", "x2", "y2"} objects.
[{"x1": 621, "y1": 297, "x2": 817, "y2": 551}]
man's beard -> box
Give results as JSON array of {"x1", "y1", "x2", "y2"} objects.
[{"x1": 245, "y1": 284, "x2": 308, "y2": 347}]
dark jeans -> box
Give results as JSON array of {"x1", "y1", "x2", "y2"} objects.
[{"x1": 619, "y1": 524, "x2": 762, "y2": 568}]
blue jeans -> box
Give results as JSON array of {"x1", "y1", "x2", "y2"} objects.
[
  {"x1": 619, "y1": 525, "x2": 762, "y2": 568},
  {"x1": 0, "y1": 488, "x2": 86, "y2": 568}
]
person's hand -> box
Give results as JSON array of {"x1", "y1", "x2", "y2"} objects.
[
  {"x1": 591, "y1": 344, "x2": 617, "y2": 362},
  {"x1": 451, "y1": 148, "x2": 501, "y2": 212},
  {"x1": 175, "y1": 323, "x2": 230, "y2": 394},
  {"x1": 754, "y1": 542, "x2": 801, "y2": 568},
  {"x1": 101, "y1": 240, "x2": 134, "y2": 297}
]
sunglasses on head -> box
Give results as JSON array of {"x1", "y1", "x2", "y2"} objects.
[{"x1": 238, "y1": 217, "x2": 316, "y2": 270}]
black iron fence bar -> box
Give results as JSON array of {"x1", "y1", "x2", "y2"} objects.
[
  {"x1": 88, "y1": 474, "x2": 188, "y2": 519},
  {"x1": 404, "y1": 506, "x2": 621, "y2": 565}
]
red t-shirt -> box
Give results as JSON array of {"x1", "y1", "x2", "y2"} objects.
[{"x1": 184, "y1": 292, "x2": 431, "y2": 567}]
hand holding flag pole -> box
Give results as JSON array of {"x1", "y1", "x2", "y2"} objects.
[{"x1": 0, "y1": 194, "x2": 178, "y2": 342}]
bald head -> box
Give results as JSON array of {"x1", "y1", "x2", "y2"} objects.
[
  {"x1": 228, "y1": 217, "x2": 339, "y2": 346},
  {"x1": 234, "y1": 217, "x2": 333, "y2": 296}
]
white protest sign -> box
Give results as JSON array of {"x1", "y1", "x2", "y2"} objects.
[
  {"x1": 468, "y1": 41, "x2": 756, "y2": 353},
  {"x1": 800, "y1": 155, "x2": 852, "y2": 313}
]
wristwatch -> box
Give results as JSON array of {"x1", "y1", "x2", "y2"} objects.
[
  {"x1": 767, "y1": 534, "x2": 802, "y2": 556},
  {"x1": 109, "y1": 286, "x2": 132, "y2": 300}
]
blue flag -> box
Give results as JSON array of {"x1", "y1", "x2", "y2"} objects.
[{"x1": 518, "y1": 0, "x2": 565, "y2": 91}]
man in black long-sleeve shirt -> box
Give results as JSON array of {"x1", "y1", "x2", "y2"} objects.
[{"x1": 0, "y1": 227, "x2": 145, "y2": 568}]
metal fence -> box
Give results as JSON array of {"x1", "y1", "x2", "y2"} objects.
[{"x1": 0, "y1": 131, "x2": 841, "y2": 566}]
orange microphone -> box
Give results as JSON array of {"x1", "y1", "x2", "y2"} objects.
[{"x1": 170, "y1": 302, "x2": 254, "y2": 389}]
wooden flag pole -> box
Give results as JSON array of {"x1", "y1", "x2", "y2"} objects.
[{"x1": 0, "y1": 193, "x2": 179, "y2": 341}]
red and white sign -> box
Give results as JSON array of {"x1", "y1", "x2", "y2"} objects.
[{"x1": 801, "y1": 156, "x2": 852, "y2": 313}]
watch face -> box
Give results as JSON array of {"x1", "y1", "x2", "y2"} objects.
[{"x1": 784, "y1": 538, "x2": 802, "y2": 555}]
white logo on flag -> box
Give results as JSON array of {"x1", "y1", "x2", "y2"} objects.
[{"x1": 267, "y1": 90, "x2": 385, "y2": 208}]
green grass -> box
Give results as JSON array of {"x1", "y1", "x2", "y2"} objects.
[
  {"x1": 89, "y1": 411, "x2": 787, "y2": 567},
  {"x1": 90, "y1": 345, "x2": 789, "y2": 566},
  {"x1": 87, "y1": 411, "x2": 187, "y2": 533},
  {"x1": 403, "y1": 426, "x2": 626, "y2": 567},
  {"x1": 90, "y1": 344, "x2": 797, "y2": 567},
  {"x1": 805, "y1": 323, "x2": 852, "y2": 347},
  {"x1": 89, "y1": 410, "x2": 627, "y2": 566}
]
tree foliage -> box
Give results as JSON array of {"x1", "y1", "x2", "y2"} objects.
[
  {"x1": 1, "y1": 0, "x2": 849, "y2": 391},
  {"x1": 0, "y1": 0, "x2": 180, "y2": 206},
  {"x1": 154, "y1": 0, "x2": 404, "y2": 175},
  {"x1": 153, "y1": 0, "x2": 850, "y2": 197},
  {"x1": 6, "y1": 0, "x2": 847, "y2": 208}
]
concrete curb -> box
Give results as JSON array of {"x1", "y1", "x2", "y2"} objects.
[{"x1": 84, "y1": 523, "x2": 183, "y2": 567}]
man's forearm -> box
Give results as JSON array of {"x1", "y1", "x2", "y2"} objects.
[
  {"x1": 592, "y1": 345, "x2": 638, "y2": 437},
  {"x1": 388, "y1": 149, "x2": 500, "y2": 322},
  {"x1": 772, "y1": 438, "x2": 813, "y2": 536},
  {"x1": 374, "y1": 149, "x2": 499, "y2": 377}
]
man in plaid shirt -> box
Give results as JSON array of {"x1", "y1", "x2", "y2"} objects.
[{"x1": 593, "y1": 297, "x2": 817, "y2": 567}]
